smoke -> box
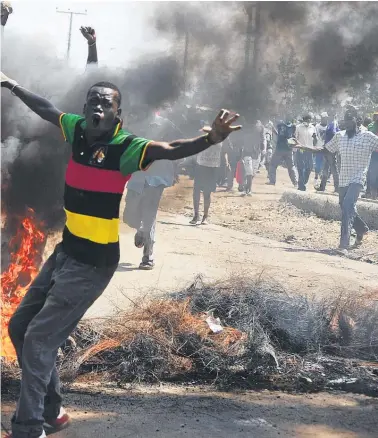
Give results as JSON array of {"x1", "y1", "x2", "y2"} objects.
[{"x1": 306, "y1": 3, "x2": 378, "y2": 90}]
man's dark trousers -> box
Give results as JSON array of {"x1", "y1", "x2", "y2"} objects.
[{"x1": 8, "y1": 244, "x2": 116, "y2": 438}]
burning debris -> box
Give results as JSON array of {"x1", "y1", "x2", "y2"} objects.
[
  {"x1": 23, "y1": 275, "x2": 375, "y2": 395},
  {"x1": 1, "y1": 208, "x2": 46, "y2": 358}
]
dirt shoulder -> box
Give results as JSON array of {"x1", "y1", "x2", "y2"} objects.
[{"x1": 2, "y1": 383, "x2": 378, "y2": 438}]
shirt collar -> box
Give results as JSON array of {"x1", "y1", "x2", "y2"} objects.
[{"x1": 81, "y1": 121, "x2": 121, "y2": 145}]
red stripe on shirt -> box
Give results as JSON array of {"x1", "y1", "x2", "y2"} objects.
[{"x1": 65, "y1": 158, "x2": 130, "y2": 193}]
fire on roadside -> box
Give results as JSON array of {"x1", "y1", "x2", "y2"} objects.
[{"x1": 1, "y1": 208, "x2": 45, "y2": 359}]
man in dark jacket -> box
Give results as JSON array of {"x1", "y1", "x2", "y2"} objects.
[{"x1": 267, "y1": 117, "x2": 298, "y2": 186}]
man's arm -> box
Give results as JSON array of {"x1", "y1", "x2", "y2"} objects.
[
  {"x1": 143, "y1": 110, "x2": 241, "y2": 165},
  {"x1": 80, "y1": 26, "x2": 98, "y2": 65},
  {"x1": 119, "y1": 110, "x2": 241, "y2": 176},
  {"x1": 1, "y1": 72, "x2": 62, "y2": 126},
  {"x1": 367, "y1": 131, "x2": 378, "y2": 152},
  {"x1": 324, "y1": 132, "x2": 340, "y2": 154}
]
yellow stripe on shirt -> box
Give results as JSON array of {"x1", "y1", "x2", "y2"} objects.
[
  {"x1": 59, "y1": 113, "x2": 67, "y2": 142},
  {"x1": 64, "y1": 209, "x2": 119, "y2": 244},
  {"x1": 138, "y1": 141, "x2": 153, "y2": 170}
]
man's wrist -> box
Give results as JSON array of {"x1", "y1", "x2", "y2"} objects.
[
  {"x1": 207, "y1": 130, "x2": 225, "y2": 145},
  {"x1": 4, "y1": 80, "x2": 18, "y2": 90},
  {"x1": 88, "y1": 41, "x2": 96, "y2": 46}
]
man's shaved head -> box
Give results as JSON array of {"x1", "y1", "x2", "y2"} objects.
[{"x1": 87, "y1": 81, "x2": 122, "y2": 107}]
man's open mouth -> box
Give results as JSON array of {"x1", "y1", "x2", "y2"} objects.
[{"x1": 92, "y1": 113, "x2": 102, "y2": 127}]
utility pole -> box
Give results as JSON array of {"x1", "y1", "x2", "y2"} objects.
[{"x1": 56, "y1": 7, "x2": 87, "y2": 60}]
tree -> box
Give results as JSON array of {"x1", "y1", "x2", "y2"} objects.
[{"x1": 276, "y1": 45, "x2": 307, "y2": 115}]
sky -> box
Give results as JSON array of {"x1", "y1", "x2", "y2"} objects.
[{"x1": 2, "y1": 1, "x2": 171, "y2": 68}]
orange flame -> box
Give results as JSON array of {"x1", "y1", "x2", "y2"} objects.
[{"x1": 1, "y1": 209, "x2": 45, "y2": 359}]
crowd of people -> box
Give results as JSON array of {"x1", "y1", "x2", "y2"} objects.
[
  {"x1": 177, "y1": 109, "x2": 378, "y2": 253},
  {"x1": 198, "y1": 110, "x2": 378, "y2": 200},
  {"x1": 1, "y1": 4, "x2": 378, "y2": 437}
]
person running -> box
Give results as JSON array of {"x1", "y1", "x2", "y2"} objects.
[
  {"x1": 190, "y1": 122, "x2": 230, "y2": 225},
  {"x1": 295, "y1": 113, "x2": 318, "y2": 191},
  {"x1": 267, "y1": 116, "x2": 298, "y2": 187},
  {"x1": 1, "y1": 69, "x2": 241, "y2": 438},
  {"x1": 123, "y1": 113, "x2": 182, "y2": 270},
  {"x1": 315, "y1": 107, "x2": 378, "y2": 250},
  {"x1": 240, "y1": 120, "x2": 266, "y2": 196}
]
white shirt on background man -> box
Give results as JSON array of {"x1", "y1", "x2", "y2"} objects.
[{"x1": 295, "y1": 123, "x2": 317, "y2": 148}]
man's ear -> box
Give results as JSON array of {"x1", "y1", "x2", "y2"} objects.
[{"x1": 116, "y1": 108, "x2": 122, "y2": 125}]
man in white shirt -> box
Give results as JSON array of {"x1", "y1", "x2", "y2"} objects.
[
  {"x1": 295, "y1": 113, "x2": 318, "y2": 191},
  {"x1": 325, "y1": 107, "x2": 378, "y2": 249},
  {"x1": 190, "y1": 123, "x2": 228, "y2": 224}
]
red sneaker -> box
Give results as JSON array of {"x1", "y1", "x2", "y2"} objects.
[{"x1": 44, "y1": 407, "x2": 71, "y2": 435}]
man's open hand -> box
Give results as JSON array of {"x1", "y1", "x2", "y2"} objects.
[
  {"x1": 1, "y1": 1, "x2": 13, "y2": 26},
  {"x1": 80, "y1": 26, "x2": 96, "y2": 44},
  {"x1": 207, "y1": 109, "x2": 242, "y2": 144}
]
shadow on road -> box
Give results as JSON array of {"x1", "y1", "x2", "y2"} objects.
[{"x1": 116, "y1": 263, "x2": 139, "y2": 272}]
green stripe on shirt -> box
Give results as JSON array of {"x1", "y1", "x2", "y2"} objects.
[{"x1": 120, "y1": 137, "x2": 152, "y2": 176}]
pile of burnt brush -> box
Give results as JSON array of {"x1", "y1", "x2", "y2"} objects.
[{"x1": 3, "y1": 276, "x2": 378, "y2": 395}]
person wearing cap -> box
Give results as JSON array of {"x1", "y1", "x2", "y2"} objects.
[
  {"x1": 366, "y1": 111, "x2": 378, "y2": 199},
  {"x1": 324, "y1": 106, "x2": 378, "y2": 249},
  {"x1": 295, "y1": 113, "x2": 318, "y2": 191},
  {"x1": 314, "y1": 112, "x2": 329, "y2": 181}
]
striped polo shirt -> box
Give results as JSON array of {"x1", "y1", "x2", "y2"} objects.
[{"x1": 60, "y1": 113, "x2": 152, "y2": 267}]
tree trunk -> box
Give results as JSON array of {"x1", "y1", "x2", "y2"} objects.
[{"x1": 251, "y1": 2, "x2": 262, "y2": 76}]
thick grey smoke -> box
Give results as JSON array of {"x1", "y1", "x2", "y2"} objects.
[{"x1": 305, "y1": 2, "x2": 378, "y2": 98}]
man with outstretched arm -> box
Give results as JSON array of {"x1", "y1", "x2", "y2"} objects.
[
  {"x1": 291, "y1": 106, "x2": 378, "y2": 251},
  {"x1": 1, "y1": 71, "x2": 241, "y2": 438}
]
